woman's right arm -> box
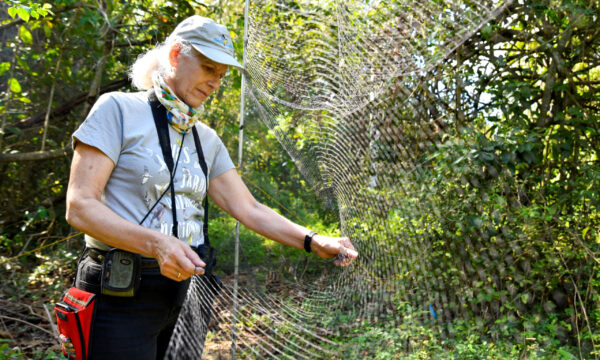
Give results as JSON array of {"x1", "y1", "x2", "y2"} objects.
[{"x1": 65, "y1": 142, "x2": 204, "y2": 281}]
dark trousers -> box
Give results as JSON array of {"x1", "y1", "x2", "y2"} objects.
[{"x1": 75, "y1": 254, "x2": 188, "y2": 360}]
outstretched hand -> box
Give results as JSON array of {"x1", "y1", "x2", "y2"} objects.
[{"x1": 311, "y1": 235, "x2": 358, "y2": 266}]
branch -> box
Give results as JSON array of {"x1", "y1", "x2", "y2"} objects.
[
  {"x1": 114, "y1": 40, "x2": 155, "y2": 48},
  {"x1": 0, "y1": 19, "x2": 24, "y2": 33},
  {"x1": 75, "y1": 12, "x2": 121, "y2": 128},
  {"x1": 43, "y1": 304, "x2": 59, "y2": 343},
  {"x1": 0, "y1": 147, "x2": 72, "y2": 163},
  {"x1": 0, "y1": 315, "x2": 54, "y2": 336},
  {"x1": 14, "y1": 77, "x2": 129, "y2": 130},
  {"x1": 41, "y1": 55, "x2": 62, "y2": 151},
  {"x1": 572, "y1": 80, "x2": 600, "y2": 86}
]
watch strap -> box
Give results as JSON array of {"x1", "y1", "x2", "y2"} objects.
[{"x1": 304, "y1": 231, "x2": 317, "y2": 253}]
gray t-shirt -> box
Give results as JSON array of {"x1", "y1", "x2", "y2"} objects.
[{"x1": 73, "y1": 91, "x2": 235, "y2": 250}]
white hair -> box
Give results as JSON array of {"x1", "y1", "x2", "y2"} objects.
[{"x1": 129, "y1": 37, "x2": 194, "y2": 90}]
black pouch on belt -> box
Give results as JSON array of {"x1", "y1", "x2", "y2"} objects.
[
  {"x1": 196, "y1": 244, "x2": 222, "y2": 295},
  {"x1": 196, "y1": 244, "x2": 217, "y2": 276},
  {"x1": 100, "y1": 249, "x2": 141, "y2": 297}
]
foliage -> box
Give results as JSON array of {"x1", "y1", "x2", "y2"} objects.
[
  {"x1": 0, "y1": 0, "x2": 339, "y2": 354},
  {"x1": 241, "y1": 0, "x2": 599, "y2": 358},
  {"x1": 0, "y1": 0, "x2": 599, "y2": 358},
  {"x1": 0, "y1": 339, "x2": 65, "y2": 360},
  {"x1": 329, "y1": 309, "x2": 581, "y2": 359},
  {"x1": 6, "y1": 1, "x2": 52, "y2": 23}
]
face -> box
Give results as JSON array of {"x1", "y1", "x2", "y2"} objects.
[{"x1": 165, "y1": 44, "x2": 229, "y2": 108}]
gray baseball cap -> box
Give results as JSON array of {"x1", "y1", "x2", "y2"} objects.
[{"x1": 168, "y1": 15, "x2": 243, "y2": 69}]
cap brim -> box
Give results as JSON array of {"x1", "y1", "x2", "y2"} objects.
[{"x1": 191, "y1": 44, "x2": 244, "y2": 69}]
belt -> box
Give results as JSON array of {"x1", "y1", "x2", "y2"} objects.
[{"x1": 86, "y1": 247, "x2": 160, "y2": 269}]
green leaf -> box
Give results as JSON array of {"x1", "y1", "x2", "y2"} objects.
[
  {"x1": 16, "y1": 57, "x2": 30, "y2": 71},
  {"x1": 468, "y1": 216, "x2": 482, "y2": 228},
  {"x1": 522, "y1": 151, "x2": 535, "y2": 164},
  {"x1": 8, "y1": 7, "x2": 17, "y2": 19},
  {"x1": 17, "y1": 8, "x2": 30, "y2": 22},
  {"x1": 18, "y1": 96, "x2": 31, "y2": 103},
  {"x1": 480, "y1": 152, "x2": 494, "y2": 161},
  {"x1": 8, "y1": 78, "x2": 22, "y2": 93},
  {"x1": 582, "y1": 227, "x2": 590, "y2": 239},
  {"x1": 30, "y1": 10, "x2": 39, "y2": 19},
  {"x1": 481, "y1": 25, "x2": 492, "y2": 39},
  {"x1": 0, "y1": 62, "x2": 10, "y2": 76},
  {"x1": 6, "y1": 127, "x2": 24, "y2": 136},
  {"x1": 501, "y1": 152, "x2": 512, "y2": 164},
  {"x1": 19, "y1": 25, "x2": 33, "y2": 44},
  {"x1": 43, "y1": 22, "x2": 52, "y2": 38},
  {"x1": 557, "y1": 348, "x2": 577, "y2": 359}
]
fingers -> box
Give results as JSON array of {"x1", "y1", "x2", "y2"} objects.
[
  {"x1": 183, "y1": 245, "x2": 206, "y2": 268},
  {"x1": 156, "y1": 238, "x2": 206, "y2": 281},
  {"x1": 341, "y1": 237, "x2": 357, "y2": 253},
  {"x1": 163, "y1": 262, "x2": 205, "y2": 281},
  {"x1": 176, "y1": 256, "x2": 198, "y2": 280},
  {"x1": 163, "y1": 258, "x2": 205, "y2": 281},
  {"x1": 333, "y1": 247, "x2": 352, "y2": 267},
  {"x1": 161, "y1": 258, "x2": 193, "y2": 281},
  {"x1": 311, "y1": 235, "x2": 358, "y2": 267},
  {"x1": 194, "y1": 265, "x2": 205, "y2": 276},
  {"x1": 333, "y1": 237, "x2": 358, "y2": 267}
]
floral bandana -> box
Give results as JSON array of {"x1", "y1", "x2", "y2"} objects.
[{"x1": 152, "y1": 73, "x2": 204, "y2": 134}]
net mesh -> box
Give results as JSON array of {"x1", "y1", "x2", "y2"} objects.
[{"x1": 167, "y1": 0, "x2": 516, "y2": 358}]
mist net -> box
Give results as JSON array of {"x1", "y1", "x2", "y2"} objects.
[{"x1": 167, "y1": 0, "x2": 515, "y2": 358}]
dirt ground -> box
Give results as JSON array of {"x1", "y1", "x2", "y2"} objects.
[
  {"x1": 0, "y1": 291, "x2": 64, "y2": 357},
  {"x1": 0, "y1": 269, "x2": 272, "y2": 359}
]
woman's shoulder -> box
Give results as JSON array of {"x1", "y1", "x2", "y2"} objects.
[
  {"x1": 193, "y1": 121, "x2": 220, "y2": 139},
  {"x1": 84, "y1": 91, "x2": 152, "y2": 132},
  {"x1": 96, "y1": 91, "x2": 148, "y2": 108}
]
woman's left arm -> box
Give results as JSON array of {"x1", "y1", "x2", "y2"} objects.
[{"x1": 208, "y1": 169, "x2": 358, "y2": 266}]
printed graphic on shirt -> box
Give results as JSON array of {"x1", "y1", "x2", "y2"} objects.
[{"x1": 141, "y1": 141, "x2": 207, "y2": 246}]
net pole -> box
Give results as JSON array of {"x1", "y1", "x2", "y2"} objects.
[{"x1": 231, "y1": 0, "x2": 250, "y2": 358}]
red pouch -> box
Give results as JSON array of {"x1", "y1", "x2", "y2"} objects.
[{"x1": 54, "y1": 287, "x2": 96, "y2": 360}]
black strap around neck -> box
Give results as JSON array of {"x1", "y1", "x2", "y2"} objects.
[
  {"x1": 148, "y1": 92, "x2": 210, "y2": 247},
  {"x1": 149, "y1": 92, "x2": 179, "y2": 238},
  {"x1": 192, "y1": 126, "x2": 210, "y2": 246}
]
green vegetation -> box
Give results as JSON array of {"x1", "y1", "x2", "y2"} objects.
[
  {"x1": 0, "y1": 339, "x2": 64, "y2": 360},
  {"x1": 1, "y1": 0, "x2": 599, "y2": 358}
]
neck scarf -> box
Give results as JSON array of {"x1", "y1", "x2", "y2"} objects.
[{"x1": 152, "y1": 73, "x2": 204, "y2": 134}]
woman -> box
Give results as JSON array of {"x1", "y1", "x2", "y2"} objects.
[{"x1": 65, "y1": 15, "x2": 357, "y2": 359}]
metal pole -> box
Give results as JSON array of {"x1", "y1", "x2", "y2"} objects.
[{"x1": 231, "y1": 0, "x2": 250, "y2": 358}]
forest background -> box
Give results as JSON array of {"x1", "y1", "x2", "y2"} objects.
[{"x1": 0, "y1": 0, "x2": 599, "y2": 359}]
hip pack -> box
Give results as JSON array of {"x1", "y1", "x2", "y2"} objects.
[{"x1": 54, "y1": 287, "x2": 96, "y2": 360}]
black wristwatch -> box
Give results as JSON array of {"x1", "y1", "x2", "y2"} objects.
[{"x1": 304, "y1": 231, "x2": 317, "y2": 253}]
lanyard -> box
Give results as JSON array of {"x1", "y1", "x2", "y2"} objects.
[{"x1": 147, "y1": 92, "x2": 211, "y2": 247}]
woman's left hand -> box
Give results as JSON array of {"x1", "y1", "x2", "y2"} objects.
[{"x1": 311, "y1": 235, "x2": 358, "y2": 267}]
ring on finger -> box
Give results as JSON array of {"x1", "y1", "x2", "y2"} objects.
[{"x1": 177, "y1": 272, "x2": 181, "y2": 280}]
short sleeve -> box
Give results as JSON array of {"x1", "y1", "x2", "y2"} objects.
[
  {"x1": 72, "y1": 93, "x2": 123, "y2": 165},
  {"x1": 210, "y1": 138, "x2": 235, "y2": 180}
]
